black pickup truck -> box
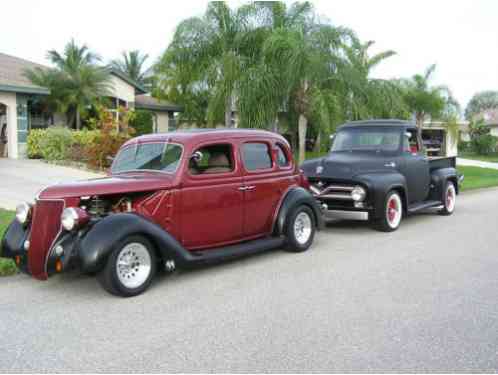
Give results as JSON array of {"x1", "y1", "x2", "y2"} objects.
[{"x1": 301, "y1": 120, "x2": 461, "y2": 232}]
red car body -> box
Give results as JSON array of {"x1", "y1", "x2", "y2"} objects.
[{"x1": 2, "y1": 129, "x2": 321, "y2": 296}]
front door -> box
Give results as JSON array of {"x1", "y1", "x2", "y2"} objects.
[
  {"x1": 241, "y1": 141, "x2": 283, "y2": 238},
  {"x1": 181, "y1": 142, "x2": 244, "y2": 249},
  {"x1": 399, "y1": 129, "x2": 430, "y2": 203}
]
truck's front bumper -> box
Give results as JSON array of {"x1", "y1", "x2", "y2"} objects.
[{"x1": 323, "y1": 209, "x2": 369, "y2": 221}]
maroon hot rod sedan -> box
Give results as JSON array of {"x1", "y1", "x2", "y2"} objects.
[{"x1": 2, "y1": 129, "x2": 322, "y2": 297}]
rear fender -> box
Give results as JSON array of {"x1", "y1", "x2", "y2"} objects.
[
  {"x1": 78, "y1": 213, "x2": 192, "y2": 273},
  {"x1": 273, "y1": 187, "x2": 324, "y2": 236},
  {"x1": 430, "y1": 168, "x2": 459, "y2": 200}
]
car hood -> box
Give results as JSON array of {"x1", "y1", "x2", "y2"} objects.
[
  {"x1": 301, "y1": 151, "x2": 392, "y2": 180},
  {"x1": 38, "y1": 173, "x2": 177, "y2": 200}
]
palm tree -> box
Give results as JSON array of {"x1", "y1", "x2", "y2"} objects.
[
  {"x1": 25, "y1": 39, "x2": 111, "y2": 130},
  {"x1": 342, "y1": 40, "x2": 407, "y2": 120},
  {"x1": 156, "y1": 2, "x2": 254, "y2": 127},
  {"x1": 111, "y1": 50, "x2": 149, "y2": 86},
  {"x1": 399, "y1": 64, "x2": 451, "y2": 134}
]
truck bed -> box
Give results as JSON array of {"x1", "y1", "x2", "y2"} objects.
[{"x1": 429, "y1": 156, "x2": 456, "y2": 171}]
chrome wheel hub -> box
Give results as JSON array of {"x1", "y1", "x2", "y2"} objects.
[
  {"x1": 386, "y1": 194, "x2": 402, "y2": 229},
  {"x1": 294, "y1": 212, "x2": 312, "y2": 245},
  {"x1": 446, "y1": 184, "x2": 456, "y2": 212},
  {"x1": 116, "y1": 243, "x2": 151, "y2": 289}
]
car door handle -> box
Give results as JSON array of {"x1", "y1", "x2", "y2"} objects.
[
  {"x1": 384, "y1": 162, "x2": 396, "y2": 168},
  {"x1": 238, "y1": 186, "x2": 256, "y2": 191}
]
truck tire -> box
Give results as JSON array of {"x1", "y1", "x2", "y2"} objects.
[
  {"x1": 98, "y1": 235, "x2": 157, "y2": 297},
  {"x1": 374, "y1": 190, "x2": 403, "y2": 232},
  {"x1": 284, "y1": 205, "x2": 316, "y2": 252},
  {"x1": 439, "y1": 180, "x2": 456, "y2": 216}
]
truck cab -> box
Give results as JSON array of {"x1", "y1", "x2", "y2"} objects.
[{"x1": 301, "y1": 120, "x2": 460, "y2": 232}]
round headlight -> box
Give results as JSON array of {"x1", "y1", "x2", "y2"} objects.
[
  {"x1": 16, "y1": 202, "x2": 32, "y2": 224},
  {"x1": 61, "y1": 207, "x2": 89, "y2": 231},
  {"x1": 351, "y1": 186, "x2": 366, "y2": 202}
]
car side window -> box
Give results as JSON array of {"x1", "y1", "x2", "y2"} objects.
[
  {"x1": 276, "y1": 143, "x2": 290, "y2": 167},
  {"x1": 242, "y1": 142, "x2": 272, "y2": 171},
  {"x1": 189, "y1": 144, "x2": 234, "y2": 175}
]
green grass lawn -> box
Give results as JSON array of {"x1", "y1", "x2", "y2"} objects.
[
  {"x1": 0, "y1": 209, "x2": 17, "y2": 276},
  {"x1": 459, "y1": 151, "x2": 498, "y2": 163},
  {"x1": 457, "y1": 166, "x2": 498, "y2": 191}
]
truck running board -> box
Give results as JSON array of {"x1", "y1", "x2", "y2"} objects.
[
  {"x1": 407, "y1": 200, "x2": 442, "y2": 214},
  {"x1": 187, "y1": 237, "x2": 286, "y2": 267}
]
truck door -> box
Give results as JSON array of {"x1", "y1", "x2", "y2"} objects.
[{"x1": 399, "y1": 129, "x2": 430, "y2": 203}]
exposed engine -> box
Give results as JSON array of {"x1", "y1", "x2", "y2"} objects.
[{"x1": 80, "y1": 196, "x2": 133, "y2": 218}]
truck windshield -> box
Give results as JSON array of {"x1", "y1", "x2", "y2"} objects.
[
  {"x1": 331, "y1": 127, "x2": 401, "y2": 152},
  {"x1": 111, "y1": 142, "x2": 183, "y2": 174}
]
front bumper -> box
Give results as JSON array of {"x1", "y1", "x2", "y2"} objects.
[
  {"x1": 1, "y1": 219, "x2": 82, "y2": 278},
  {"x1": 323, "y1": 209, "x2": 369, "y2": 221}
]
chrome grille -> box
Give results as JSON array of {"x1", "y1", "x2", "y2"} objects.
[{"x1": 310, "y1": 183, "x2": 355, "y2": 200}]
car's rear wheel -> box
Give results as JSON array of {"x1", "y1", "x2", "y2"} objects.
[
  {"x1": 284, "y1": 205, "x2": 316, "y2": 252},
  {"x1": 374, "y1": 190, "x2": 403, "y2": 232},
  {"x1": 98, "y1": 235, "x2": 157, "y2": 297},
  {"x1": 439, "y1": 180, "x2": 456, "y2": 216}
]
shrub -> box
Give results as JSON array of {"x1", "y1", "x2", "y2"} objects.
[
  {"x1": 27, "y1": 129, "x2": 47, "y2": 159},
  {"x1": 131, "y1": 110, "x2": 154, "y2": 136},
  {"x1": 38, "y1": 126, "x2": 74, "y2": 161},
  {"x1": 471, "y1": 134, "x2": 497, "y2": 155},
  {"x1": 459, "y1": 140, "x2": 470, "y2": 152}
]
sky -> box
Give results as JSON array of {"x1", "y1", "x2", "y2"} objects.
[{"x1": 2, "y1": 0, "x2": 498, "y2": 110}]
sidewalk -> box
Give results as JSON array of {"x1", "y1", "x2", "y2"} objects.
[{"x1": 457, "y1": 157, "x2": 498, "y2": 170}]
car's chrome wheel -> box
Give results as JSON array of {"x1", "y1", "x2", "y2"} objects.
[
  {"x1": 445, "y1": 183, "x2": 456, "y2": 213},
  {"x1": 386, "y1": 192, "x2": 402, "y2": 230},
  {"x1": 294, "y1": 211, "x2": 313, "y2": 245},
  {"x1": 439, "y1": 181, "x2": 456, "y2": 216},
  {"x1": 116, "y1": 242, "x2": 152, "y2": 289}
]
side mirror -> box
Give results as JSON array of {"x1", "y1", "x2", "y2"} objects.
[
  {"x1": 405, "y1": 132, "x2": 412, "y2": 139},
  {"x1": 191, "y1": 151, "x2": 203, "y2": 162},
  {"x1": 106, "y1": 155, "x2": 114, "y2": 163}
]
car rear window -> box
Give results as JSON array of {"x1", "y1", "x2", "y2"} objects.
[
  {"x1": 276, "y1": 144, "x2": 290, "y2": 167},
  {"x1": 242, "y1": 142, "x2": 272, "y2": 171}
]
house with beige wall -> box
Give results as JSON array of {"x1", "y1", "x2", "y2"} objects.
[{"x1": 0, "y1": 52, "x2": 183, "y2": 159}]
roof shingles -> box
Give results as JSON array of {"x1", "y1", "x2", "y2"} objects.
[{"x1": 0, "y1": 52, "x2": 49, "y2": 94}]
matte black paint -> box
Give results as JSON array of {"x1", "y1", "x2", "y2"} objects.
[{"x1": 301, "y1": 120, "x2": 460, "y2": 219}]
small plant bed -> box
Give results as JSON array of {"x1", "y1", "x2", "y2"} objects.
[
  {"x1": 0, "y1": 209, "x2": 17, "y2": 276},
  {"x1": 458, "y1": 166, "x2": 498, "y2": 191},
  {"x1": 459, "y1": 151, "x2": 498, "y2": 164}
]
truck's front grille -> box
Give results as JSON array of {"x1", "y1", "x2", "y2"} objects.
[
  {"x1": 310, "y1": 183, "x2": 355, "y2": 200},
  {"x1": 28, "y1": 200, "x2": 64, "y2": 280}
]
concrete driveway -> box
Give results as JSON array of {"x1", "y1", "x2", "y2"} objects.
[
  {"x1": 0, "y1": 158, "x2": 102, "y2": 210},
  {"x1": 1, "y1": 187, "x2": 498, "y2": 372}
]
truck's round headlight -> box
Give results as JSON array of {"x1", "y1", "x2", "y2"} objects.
[
  {"x1": 351, "y1": 186, "x2": 366, "y2": 202},
  {"x1": 16, "y1": 202, "x2": 32, "y2": 224},
  {"x1": 61, "y1": 207, "x2": 89, "y2": 231}
]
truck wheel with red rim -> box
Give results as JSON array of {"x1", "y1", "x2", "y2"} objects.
[
  {"x1": 98, "y1": 235, "x2": 157, "y2": 297},
  {"x1": 374, "y1": 190, "x2": 403, "y2": 232},
  {"x1": 439, "y1": 180, "x2": 456, "y2": 216},
  {"x1": 284, "y1": 205, "x2": 316, "y2": 252}
]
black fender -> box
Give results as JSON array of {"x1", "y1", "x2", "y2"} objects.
[
  {"x1": 430, "y1": 167, "x2": 459, "y2": 200},
  {"x1": 274, "y1": 187, "x2": 324, "y2": 236},
  {"x1": 1, "y1": 220, "x2": 28, "y2": 258},
  {"x1": 78, "y1": 213, "x2": 194, "y2": 273},
  {"x1": 355, "y1": 172, "x2": 408, "y2": 219}
]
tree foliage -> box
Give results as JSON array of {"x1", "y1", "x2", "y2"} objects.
[
  {"x1": 111, "y1": 50, "x2": 149, "y2": 86},
  {"x1": 465, "y1": 90, "x2": 498, "y2": 121},
  {"x1": 25, "y1": 39, "x2": 112, "y2": 130}
]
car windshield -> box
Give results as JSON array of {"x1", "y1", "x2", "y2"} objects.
[
  {"x1": 331, "y1": 127, "x2": 401, "y2": 152},
  {"x1": 111, "y1": 142, "x2": 183, "y2": 174}
]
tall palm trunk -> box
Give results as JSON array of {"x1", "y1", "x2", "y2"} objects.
[
  {"x1": 313, "y1": 130, "x2": 321, "y2": 153},
  {"x1": 75, "y1": 108, "x2": 81, "y2": 130},
  {"x1": 298, "y1": 113, "x2": 307, "y2": 164},
  {"x1": 225, "y1": 94, "x2": 233, "y2": 128},
  {"x1": 272, "y1": 116, "x2": 279, "y2": 133}
]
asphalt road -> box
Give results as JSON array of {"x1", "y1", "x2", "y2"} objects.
[{"x1": 1, "y1": 188, "x2": 498, "y2": 372}]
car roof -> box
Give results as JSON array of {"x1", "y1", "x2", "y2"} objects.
[
  {"x1": 123, "y1": 128, "x2": 289, "y2": 148},
  {"x1": 339, "y1": 119, "x2": 416, "y2": 129}
]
